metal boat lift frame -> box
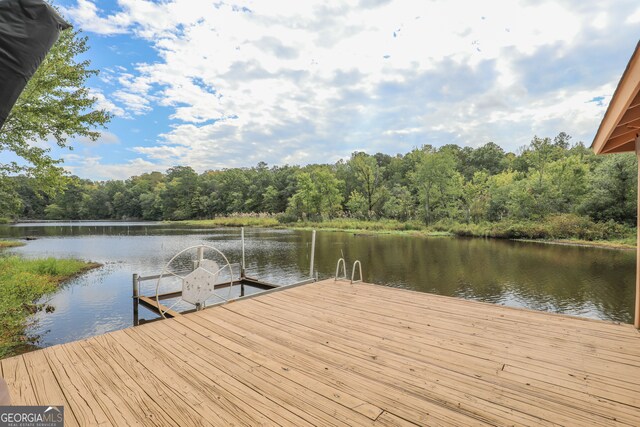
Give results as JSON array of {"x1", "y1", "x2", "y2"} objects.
[{"x1": 132, "y1": 229, "x2": 317, "y2": 326}]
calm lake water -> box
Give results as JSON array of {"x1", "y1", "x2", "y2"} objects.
[{"x1": 0, "y1": 222, "x2": 635, "y2": 348}]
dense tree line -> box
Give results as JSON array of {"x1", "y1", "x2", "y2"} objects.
[{"x1": 2, "y1": 133, "x2": 637, "y2": 227}]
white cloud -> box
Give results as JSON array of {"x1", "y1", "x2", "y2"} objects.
[
  {"x1": 76, "y1": 131, "x2": 121, "y2": 145},
  {"x1": 89, "y1": 89, "x2": 127, "y2": 118},
  {"x1": 64, "y1": 156, "x2": 167, "y2": 180},
  {"x1": 132, "y1": 144, "x2": 186, "y2": 161},
  {"x1": 112, "y1": 91, "x2": 152, "y2": 115},
  {"x1": 63, "y1": 0, "x2": 636, "y2": 177},
  {"x1": 62, "y1": 0, "x2": 130, "y2": 34},
  {"x1": 592, "y1": 12, "x2": 608, "y2": 30},
  {"x1": 627, "y1": 7, "x2": 640, "y2": 24}
]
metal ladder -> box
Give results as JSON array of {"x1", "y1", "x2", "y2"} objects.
[{"x1": 334, "y1": 258, "x2": 363, "y2": 284}]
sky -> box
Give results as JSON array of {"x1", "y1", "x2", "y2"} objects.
[{"x1": 38, "y1": 0, "x2": 640, "y2": 180}]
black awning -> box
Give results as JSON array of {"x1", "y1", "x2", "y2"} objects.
[{"x1": 0, "y1": 0, "x2": 71, "y2": 129}]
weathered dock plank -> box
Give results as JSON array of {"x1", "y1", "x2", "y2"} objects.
[{"x1": 2, "y1": 279, "x2": 639, "y2": 426}]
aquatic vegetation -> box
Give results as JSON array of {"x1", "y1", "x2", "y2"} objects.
[{"x1": 0, "y1": 240, "x2": 24, "y2": 248}]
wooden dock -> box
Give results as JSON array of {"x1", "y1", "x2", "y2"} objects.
[{"x1": 2, "y1": 279, "x2": 640, "y2": 426}]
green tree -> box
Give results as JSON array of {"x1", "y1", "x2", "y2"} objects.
[
  {"x1": 262, "y1": 185, "x2": 280, "y2": 213},
  {"x1": 410, "y1": 148, "x2": 459, "y2": 225},
  {"x1": 44, "y1": 176, "x2": 88, "y2": 219},
  {"x1": 547, "y1": 155, "x2": 589, "y2": 212},
  {"x1": 0, "y1": 27, "x2": 111, "y2": 217},
  {"x1": 486, "y1": 170, "x2": 518, "y2": 221},
  {"x1": 0, "y1": 179, "x2": 22, "y2": 218},
  {"x1": 162, "y1": 166, "x2": 199, "y2": 220},
  {"x1": 461, "y1": 171, "x2": 490, "y2": 223},
  {"x1": 78, "y1": 182, "x2": 110, "y2": 219},
  {"x1": 9, "y1": 176, "x2": 51, "y2": 218},
  {"x1": 381, "y1": 185, "x2": 414, "y2": 221},
  {"x1": 215, "y1": 169, "x2": 250, "y2": 214},
  {"x1": 140, "y1": 185, "x2": 164, "y2": 220},
  {"x1": 244, "y1": 162, "x2": 272, "y2": 212},
  {"x1": 468, "y1": 142, "x2": 507, "y2": 178},
  {"x1": 287, "y1": 167, "x2": 344, "y2": 220},
  {"x1": 349, "y1": 152, "x2": 386, "y2": 216},
  {"x1": 346, "y1": 190, "x2": 368, "y2": 219},
  {"x1": 529, "y1": 136, "x2": 555, "y2": 187},
  {"x1": 580, "y1": 154, "x2": 637, "y2": 225}
]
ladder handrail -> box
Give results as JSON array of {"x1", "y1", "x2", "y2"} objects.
[
  {"x1": 351, "y1": 260, "x2": 363, "y2": 284},
  {"x1": 335, "y1": 258, "x2": 347, "y2": 281}
]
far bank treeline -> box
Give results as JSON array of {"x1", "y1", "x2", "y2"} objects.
[{"x1": 3, "y1": 133, "x2": 638, "y2": 240}]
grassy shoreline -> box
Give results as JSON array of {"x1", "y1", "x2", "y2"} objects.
[
  {"x1": 0, "y1": 240, "x2": 26, "y2": 249},
  {"x1": 0, "y1": 254, "x2": 100, "y2": 358},
  {"x1": 177, "y1": 216, "x2": 637, "y2": 250}
]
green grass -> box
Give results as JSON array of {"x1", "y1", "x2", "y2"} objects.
[
  {"x1": 0, "y1": 256, "x2": 100, "y2": 358},
  {"x1": 286, "y1": 218, "x2": 425, "y2": 232},
  {"x1": 179, "y1": 216, "x2": 280, "y2": 227},
  {"x1": 0, "y1": 240, "x2": 25, "y2": 248},
  {"x1": 517, "y1": 238, "x2": 635, "y2": 250},
  {"x1": 180, "y1": 217, "x2": 431, "y2": 234}
]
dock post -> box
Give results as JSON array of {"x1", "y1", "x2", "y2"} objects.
[
  {"x1": 309, "y1": 230, "x2": 316, "y2": 278},
  {"x1": 241, "y1": 227, "x2": 246, "y2": 278},
  {"x1": 132, "y1": 273, "x2": 139, "y2": 326},
  {"x1": 635, "y1": 136, "x2": 640, "y2": 329}
]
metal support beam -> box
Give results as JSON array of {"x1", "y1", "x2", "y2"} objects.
[
  {"x1": 206, "y1": 278, "x2": 315, "y2": 309},
  {"x1": 635, "y1": 135, "x2": 640, "y2": 328}
]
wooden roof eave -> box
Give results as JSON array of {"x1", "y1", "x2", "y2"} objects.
[{"x1": 592, "y1": 41, "x2": 640, "y2": 155}]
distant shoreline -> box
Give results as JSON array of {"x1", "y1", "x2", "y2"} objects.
[
  {"x1": 176, "y1": 217, "x2": 637, "y2": 250},
  {"x1": 11, "y1": 219, "x2": 158, "y2": 223},
  {"x1": 4, "y1": 217, "x2": 635, "y2": 250}
]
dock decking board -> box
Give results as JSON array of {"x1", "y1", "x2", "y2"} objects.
[{"x1": 2, "y1": 280, "x2": 640, "y2": 426}]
